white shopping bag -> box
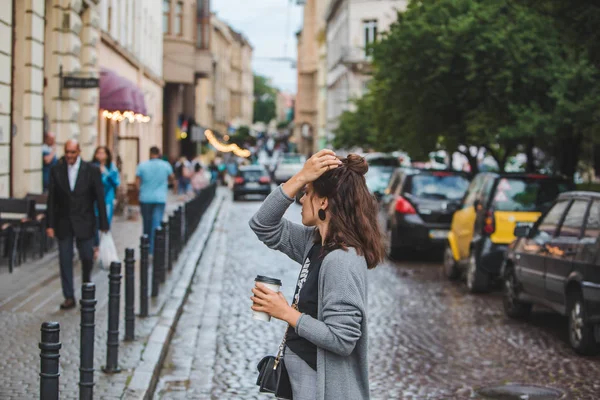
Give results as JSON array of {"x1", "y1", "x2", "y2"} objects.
[{"x1": 99, "y1": 232, "x2": 120, "y2": 268}]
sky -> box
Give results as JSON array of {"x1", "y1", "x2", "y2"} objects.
[{"x1": 212, "y1": 0, "x2": 304, "y2": 94}]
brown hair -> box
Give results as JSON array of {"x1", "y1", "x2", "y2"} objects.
[{"x1": 311, "y1": 154, "x2": 385, "y2": 269}]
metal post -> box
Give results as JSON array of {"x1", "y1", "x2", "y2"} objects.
[
  {"x1": 177, "y1": 206, "x2": 184, "y2": 254},
  {"x1": 167, "y1": 216, "x2": 175, "y2": 271},
  {"x1": 102, "y1": 262, "x2": 122, "y2": 374},
  {"x1": 39, "y1": 321, "x2": 61, "y2": 400},
  {"x1": 139, "y1": 235, "x2": 149, "y2": 317},
  {"x1": 79, "y1": 284, "x2": 96, "y2": 400},
  {"x1": 124, "y1": 248, "x2": 135, "y2": 341},
  {"x1": 152, "y1": 227, "x2": 163, "y2": 297},
  {"x1": 162, "y1": 220, "x2": 171, "y2": 275}
]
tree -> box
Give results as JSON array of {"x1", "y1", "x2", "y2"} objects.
[
  {"x1": 253, "y1": 74, "x2": 277, "y2": 124},
  {"x1": 361, "y1": 0, "x2": 600, "y2": 176}
]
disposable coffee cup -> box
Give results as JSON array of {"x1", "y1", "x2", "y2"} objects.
[{"x1": 252, "y1": 275, "x2": 282, "y2": 322}]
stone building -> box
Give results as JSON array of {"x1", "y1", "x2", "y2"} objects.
[
  {"x1": 0, "y1": 0, "x2": 162, "y2": 198},
  {"x1": 325, "y1": 0, "x2": 407, "y2": 139}
]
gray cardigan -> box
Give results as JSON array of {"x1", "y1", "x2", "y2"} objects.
[{"x1": 249, "y1": 186, "x2": 370, "y2": 400}]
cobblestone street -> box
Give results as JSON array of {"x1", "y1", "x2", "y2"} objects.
[{"x1": 156, "y1": 194, "x2": 600, "y2": 399}]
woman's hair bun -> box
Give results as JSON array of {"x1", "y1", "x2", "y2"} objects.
[{"x1": 345, "y1": 154, "x2": 368, "y2": 175}]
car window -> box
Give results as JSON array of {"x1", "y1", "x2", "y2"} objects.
[
  {"x1": 491, "y1": 178, "x2": 571, "y2": 212},
  {"x1": 365, "y1": 167, "x2": 394, "y2": 194},
  {"x1": 463, "y1": 175, "x2": 485, "y2": 208},
  {"x1": 480, "y1": 176, "x2": 496, "y2": 205},
  {"x1": 281, "y1": 155, "x2": 304, "y2": 164},
  {"x1": 241, "y1": 169, "x2": 266, "y2": 180},
  {"x1": 584, "y1": 200, "x2": 600, "y2": 239},
  {"x1": 408, "y1": 173, "x2": 470, "y2": 201},
  {"x1": 537, "y1": 200, "x2": 569, "y2": 239},
  {"x1": 558, "y1": 200, "x2": 589, "y2": 238}
]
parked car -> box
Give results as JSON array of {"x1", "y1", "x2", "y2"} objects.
[
  {"x1": 382, "y1": 168, "x2": 471, "y2": 259},
  {"x1": 232, "y1": 165, "x2": 272, "y2": 201},
  {"x1": 444, "y1": 173, "x2": 574, "y2": 293},
  {"x1": 273, "y1": 153, "x2": 306, "y2": 184},
  {"x1": 365, "y1": 166, "x2": 395, "y2": 201},
  {"x1": 502, "y1": 191, "x2": 600, "y2": 355}
]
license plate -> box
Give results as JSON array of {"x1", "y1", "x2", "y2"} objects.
[
  {"x1": 246, "y1": 182, "x2": 259, "y2": 188},
  {"x1": 429, "y1": 229, "x2": 449, "y2": 239}
]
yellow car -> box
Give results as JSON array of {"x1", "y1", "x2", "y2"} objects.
[{"x1": 443, "y1": 173, "x2": 573, "y2": 293}]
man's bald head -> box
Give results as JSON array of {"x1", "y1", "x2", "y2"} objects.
[
  {"x1": 44, "y1": 131, "x2": 56, "y2": 145},
  {"x1": 64, "y1": 139, "x2": 81, "y2": 165}
]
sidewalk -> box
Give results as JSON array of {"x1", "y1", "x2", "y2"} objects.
[{"x1": 0, "y1": 190, "x2": 225, "y2": 399}]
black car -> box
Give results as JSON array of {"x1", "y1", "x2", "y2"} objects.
[
  {"x1": 503, "y1": 191, "x2": 600, "y2": 355},
  {"x1": 382, "y1": 168, "x2": 471, "y2": 259},
  {"x1": 232, "y1": 166, "x2": 272, "y2": 201}
]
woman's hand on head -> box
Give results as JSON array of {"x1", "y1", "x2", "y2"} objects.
[{"x1": 299, "y1": 149, "x2": 342, "y2": 183}]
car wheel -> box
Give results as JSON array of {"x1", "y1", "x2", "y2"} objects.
[
  {"x1": 385, "y1": 226, "x2": 401, "y2": 260},
  {"x1": 568, "y1": 290, "x2": 599, "y2": 355},
  {"x1": 466, "y1": 251, "x2": 490, "y2": 293},
  {"x1": 443, "y1": 245, "x2": 460, "y2": 280},
  {"x1": 502, "y1": 265, "x2": 532, "y2": 319}
]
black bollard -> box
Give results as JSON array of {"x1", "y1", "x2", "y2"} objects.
[
  {"x1": 152, "y1": 227, "x2": 163, "y2": 297},
  {"x1": 79, "y1": 283, "x2": 96, "y2": 400},
  {"x1": 139, "y1": 235, "x2": 149, "y2": 317},
  {"x1": 39, "y1": 321, "x2": 61, "y2": 400},
  {"x1": 102, "y1": 262, "x2": 122, "y2": 374},
  {"x1": 124, "y1": 248, "x2": 135, "y2": 341},
  {"x1": 168, "y1": 216, "x2": 175, "y2": 271},
  {"x1": 162, "y1": 220, "x2": 171, "y2": 275}
]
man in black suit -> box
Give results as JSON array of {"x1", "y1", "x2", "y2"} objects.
[{"x1": 47, "y1": 139, "x2": 109, "y2": 309}]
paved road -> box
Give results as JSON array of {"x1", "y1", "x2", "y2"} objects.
[{"x1": 156, "y1": 194, "x2": 600, "y2": 399}]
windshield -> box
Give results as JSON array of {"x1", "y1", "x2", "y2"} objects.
[
  {"x1": 281, "y1": 155, "x2": 304, "y2": 165},
  {"x1": 241, "y1": 169, "x2": 266, "y2": 179},
  {"x1": 409, "y1": 173, "x2": 470, "y2": 200},
  {"x1": 491, "y1": 178, "x2": 572, "y2": 212},
  {"x1": 365, "y1": 167, "x2": 394, "y2": 193}
]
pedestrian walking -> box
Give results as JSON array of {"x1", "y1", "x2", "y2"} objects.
[
  {"x1": 92, "y1": 146, "x2": 120, "y2": 263},
  {"x1": 42, "y1": 131, "x2": 57, "y2": 192},
  {"x1": 136, "y1": 146, "x2": 174, "y2": 254},
  {"x1": 190, "y1": 163, "x2": 209, "y2": 194},
  {"x1": 46, "y1": 139, "x2": 109, "y2": 310},
  {"x1": 174, "y1": 156, "x2": 192, "y2": 194},
  {"x1": 249, "y1": 150, "x2": 385, "y2": 400}
]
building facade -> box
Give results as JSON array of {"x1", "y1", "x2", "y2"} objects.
[
  {"x1": 294, "y1": 0, "x2": 320, "y2": 156},
  {"x1": 1, "y1": 0, "x2": 162, "y2": 198},
  {"x1": 162, "y1": 0, "x2": 212, "y2": 160},
  {"x1": 325, "y1": 0, "x2": 406, "y2": 141},
  {"x1": 209, "y1": 14, "x2": 253, "y2": 137},
  {"x1": 97, "y1": 0, "x2": 164, "y2": 185}
]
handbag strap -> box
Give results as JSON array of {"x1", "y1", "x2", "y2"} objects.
[{"x1": 273, "y1": 300, "x2": 299, "y2": 369}]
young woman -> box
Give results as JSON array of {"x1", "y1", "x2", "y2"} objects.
[
  {"x1": 249, "y1": 149, "x2": 385, "y2": 400},
  {"x1": 92, "y1": 146, "x2": 120, "y2": 257}
]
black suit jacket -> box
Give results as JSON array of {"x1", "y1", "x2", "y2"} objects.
[{"x1": 47, "y1": 158, "x2": 109, "y2": 239}]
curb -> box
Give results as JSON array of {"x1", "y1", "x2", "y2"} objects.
[{"x1": 123, "y1": 191, "x2": 225, "y2": 400}]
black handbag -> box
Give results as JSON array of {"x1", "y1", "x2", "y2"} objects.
[{"x1": 256, "y1": 303, "x2": 298, "y2": 399}]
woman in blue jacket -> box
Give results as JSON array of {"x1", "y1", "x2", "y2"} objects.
[{"x1": 92, "y1": 146, "x2": 120, "y2": 259}]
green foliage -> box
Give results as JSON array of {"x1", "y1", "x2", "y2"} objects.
[
  {"x1": 334, "y1": 0, "x2": 600, "y2": 176},
  {"x1": 253, "y1": 74, "x2": 277, "y2": 124},
  {"x1": 230, "y1": 125, "x2": 255, "y2": 146}
]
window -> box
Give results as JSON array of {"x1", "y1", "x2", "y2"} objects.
[
  {"x1": 491, "y1": 178, "x2": 571, "y2": 212},
  {"x1": 559, "y1": 200, "x2": 588, "y2": 238},
  {"x1": 408, "y1": 173, "x2": 470, "y2": 201},
  {"x1": 538, "y1": 200, "x2": 569, "y2": 237},
  {"x1": 107, "y1": 4, "x2": 112, "y2": 34},
  {"x1": 363, "y1": 20, "x2": 378, "y2": 55},
  {"x1": 584, "y1": 200, "x2": 600, "y2": 239},
  {"x1": 174, "y1": 2, "x2": 183, "y2": 35},
  {"x1": 463, "y1": 175, "x2": 486, "y2": 208},
  {"x1": 163, "y1": 0, "x2": 170, "y2": 34}
]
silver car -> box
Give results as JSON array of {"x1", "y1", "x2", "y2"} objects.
[{"x1": 273, "y1": 153, "x2": 306, "y2": 184}]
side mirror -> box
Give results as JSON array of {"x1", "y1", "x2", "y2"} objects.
[{"x1": 514, "y1": 224, "x2": 531, "y2": 238}]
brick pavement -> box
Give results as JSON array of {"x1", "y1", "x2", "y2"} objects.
[
  {"x1": 157, "y1": 196, "x2": 600, "y2": 400},
  {"x1": 0, "y1": 191, "x2": 224, "y2": 399}
]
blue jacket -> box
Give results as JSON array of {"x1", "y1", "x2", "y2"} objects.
[{"x1": 94, "y1": 162, "x2": 120, "y2": 222}]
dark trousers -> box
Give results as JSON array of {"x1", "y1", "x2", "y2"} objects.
[
  {"x1": 140, "y1": 202, "x2": 166, "y2": 254},
  {"x1": 58, "y1": 234, "x2": 95, "y2": 299}
]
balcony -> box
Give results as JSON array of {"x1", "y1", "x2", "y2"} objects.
[{"x1": 195, "y1": 48, "x2": 212, "y2": 78}]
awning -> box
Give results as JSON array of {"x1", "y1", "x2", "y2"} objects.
[{"x1": 99, "y1": 68, "x2": 147, "y2": 115}]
